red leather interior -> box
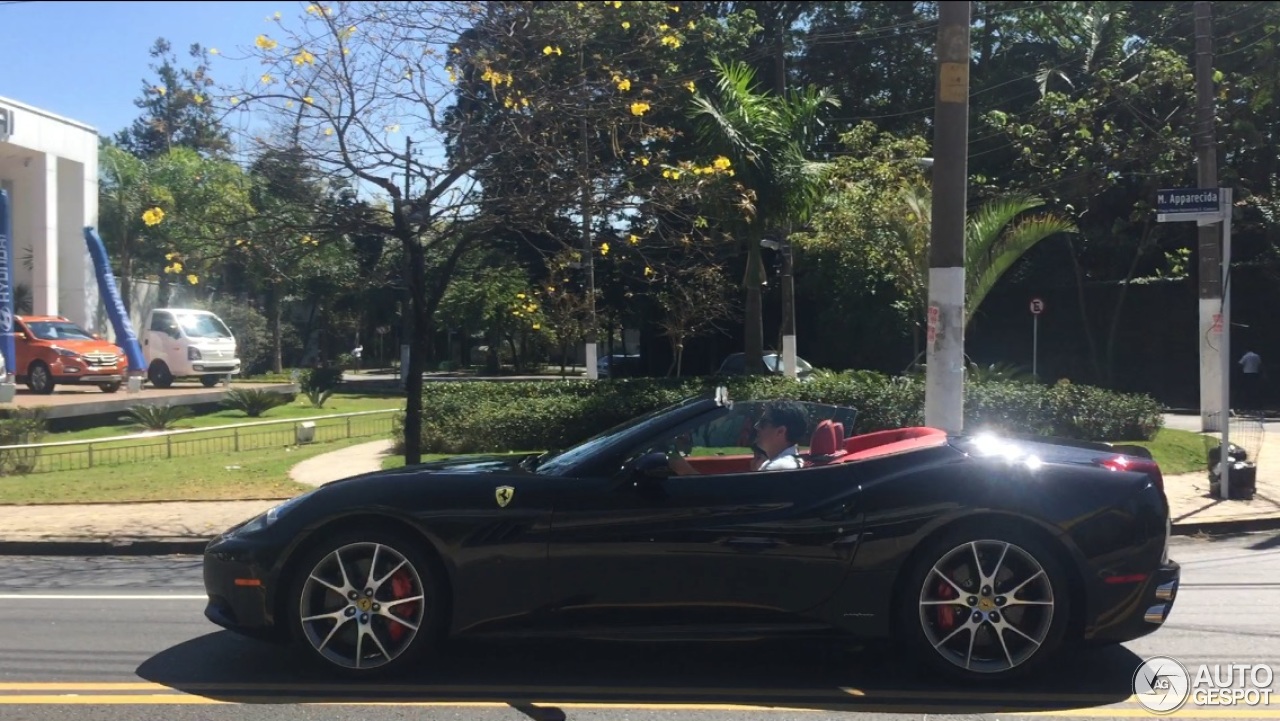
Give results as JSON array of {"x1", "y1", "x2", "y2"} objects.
[
  {"x1": 835, "y1": 426, "x2": 949, "y2": 463},
  {"x1": 807, "y1": 420, "x2": 848, "y2": 465},
  {"x1": 684, "y1": 454, "x2": 756, "y2": 475}
]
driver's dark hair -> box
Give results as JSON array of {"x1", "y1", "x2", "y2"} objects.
[{"x1": 761, "y1": 401, "x2": 809, "y2": 444}]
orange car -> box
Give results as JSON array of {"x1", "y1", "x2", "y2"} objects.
[{"x1": 13, "y1": 315, "x2": 129, "y2": 394}]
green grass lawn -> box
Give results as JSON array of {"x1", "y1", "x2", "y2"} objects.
[
  {"x1": 0, "y1": 435, "x2": 382, "y2": 505},
  {"x1": 43, "y1": 393, "x2": 405, "y2": 443},
  {"x1": 1123, "y1": 428, "x2": 1208, "y2": 476}
]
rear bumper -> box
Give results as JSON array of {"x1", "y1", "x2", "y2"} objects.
[{"x1": 1087, "y1": 560, "x2": 1180, "y2": 644}]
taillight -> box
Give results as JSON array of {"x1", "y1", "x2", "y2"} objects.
[{"x1": 1098, "y1": 454, "x2": 1164, "y2": 493}]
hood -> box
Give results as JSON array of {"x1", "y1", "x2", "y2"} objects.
[
  {"x1": 51, "y1": 339, "x2": 123, "y2": 354},
  {"x1": 318, "y1": 453, "x2": 536, "y2": 491}
]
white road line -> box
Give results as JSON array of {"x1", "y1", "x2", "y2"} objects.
[{"x1": 0, "y1": 594, "x2": 206, "y2": 600}]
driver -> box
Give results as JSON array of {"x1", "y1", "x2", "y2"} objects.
[
  {"x1": 666, "y1": 400, "x2": 809, "y2": 475},
  {"x1": 751, "y1": 400, "x2": 808, "y2": 470}
]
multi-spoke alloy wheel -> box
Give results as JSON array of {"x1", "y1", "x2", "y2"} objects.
[
  {"x1": 900, "y1": 526, "x2": 1070, "y2": 682},
  {"x1": 294, "y1": 536, "x2": 432, "y2": 673}
]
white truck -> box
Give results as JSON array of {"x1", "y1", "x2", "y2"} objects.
[{"x1": 142, "y1": 308, "x2": 241, "y2": 388}]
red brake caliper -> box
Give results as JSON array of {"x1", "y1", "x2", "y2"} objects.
[
  {"x1": 936, "y1": 577, "x2": 958, "y2": 631},
  {"x1": 386, "y1": 571, "x2": 418, "y2": 643}
]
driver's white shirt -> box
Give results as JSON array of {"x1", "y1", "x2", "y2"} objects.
[{"x1": 760, "y1": 445, "x2": 802, "y2": 471}]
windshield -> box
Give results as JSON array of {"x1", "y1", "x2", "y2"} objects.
[
  {"x1": 26, "y1": 321, "x2": 96, "y2": 342},
  {"x1": 533, "y1": 394, "x2": 717, "y2": 476},
  {"x1": 764, "y1": 354, "x2": 813, "y2": 373},
  {"x1": 175, "y1": 313, "x2": 232, "y2": 339}
]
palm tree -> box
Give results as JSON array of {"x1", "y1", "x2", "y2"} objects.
[
  {"x1": 689, "y1": 59, "x2": 838, "y2": 374},
  {"x1": 888, "y1": 183, "x2": 1077, "y2": 359}
]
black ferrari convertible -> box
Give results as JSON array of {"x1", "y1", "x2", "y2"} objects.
[{"x1": 202, "y1": 389, "x2": 1179, "y2": 683}]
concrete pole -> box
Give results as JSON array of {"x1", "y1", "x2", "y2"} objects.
[
  {"x1": 1194, "y1": 1, "x2": 1224, "y2": 432},
  {"x1": 925, "y1": 1, "x2": 971, "y2": 433}
]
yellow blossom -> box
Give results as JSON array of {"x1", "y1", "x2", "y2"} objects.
[
  {"x1": 187, "y1": 274, "x2": 199, "y2": 285},
  {"x1": 532, "y1": 323, "x2": 541, "y2": 330},
  {"x1": 294, "y1": 49, "x2": 316, "y2": 65},
  {"x1": 517, "y1": 293, "x2": 526, "y2": 299},
  {"x1": 324, "y1": 127, "x2": 334, "y2": 136},
  {"x1": 303, "y1": 96, "x2": 314, "y2": 104},
  {"x1": 713, "y1": 156, "x2": 731, "y2": 170},
  {"x1": 261, "y1": 73, "x2": 274, "y2": 85},
  {"x1": 230, "y1": 96, "x2": 240, "y2": 105},
  {"x1": 209, "y1": 48, "x2": 219, "y2": 55},
  {"x1": 616, "y1": 78, "x2": 631, "y2": 92},
  {"x1": 658, "y1": 23, "x2": 669, "y2": 31},
  {"x1": 339, "y1": 25, "x2": 357, "y2": 40},
  {"x1": 235, "y1": 238, "x2": 248, "y2": 247},
  {"x1": 644, "y1": 266, "x2": 655, "y2": 276},
  {"x1": 688, "y1": 20, "x2": 696, "y2": 29},
  {"x1": 273, "y1": 11, "x2": 282, "y2": 20},
  {"x1": 255, "y1": 34, "x2": 278, "y2": 50},
  {"x1": 670, "y1": 5, "x2": 680, "y2": 11},
  {"x1": 154, "y1": 86, "x2": 166, "y2": 96},
  {"x1": 543, "y1": 45, "x2": 562, "y2": 56},
  {"x1": 661, "y1": 35, "x2": 681, "y2": 49},
  {"x1": 600, "y1": 242, "x2": 610, "y2": 256},
  {"x1": 142, "y1": 207, "x2": 165, "y2": 226},
  {"x1": 685, "y1": 80, "x2": 696, "y2": 92},
  {"x1": 629, "y1": 101, "x2": 650, "y2": 116},
  {"x1": 621, "y1": 21, "x2": 631, "y2": 29},
  {"x1": 628, "y1": 234, "x2": 640, "y2": 244},
  {"x1": 165, "y1": 252, "x2": 177, "y2": 261},
  {"x1": 613, "y1": 0, "x2": 621, "y2": 7},
  {"x1": 446, "y1": 66, "x2": 457, "y2": 83},
  {"x1": 193, "y1": 94, "x2": 204, "y2": 104}
]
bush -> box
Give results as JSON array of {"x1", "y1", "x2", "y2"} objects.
[
  {"x1": 301, "y1": 367, "x2": 344, "y2": 394},
  {"x1": 404, "y1": 375, "x2": 1163, "y2": 454},
  {"x1": 223, "y1": 388, "x2": 294, "y2": 418}
]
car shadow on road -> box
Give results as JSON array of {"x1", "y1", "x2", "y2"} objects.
[{"x1": 137, "y1": 632, "x2": 1142, "y2": 715}]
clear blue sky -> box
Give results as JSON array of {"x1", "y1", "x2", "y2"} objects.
[{"x1": 0, "y1": 0, "x2": 286, "y2": 139}]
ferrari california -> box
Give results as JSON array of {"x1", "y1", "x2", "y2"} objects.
[{"x1": 202, "y1": 389, "x2": 1179, "y2": 682}]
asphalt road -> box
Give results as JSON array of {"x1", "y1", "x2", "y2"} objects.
[{"x1": 0, "y1": 532, "x2": 1277, "y2": 721}]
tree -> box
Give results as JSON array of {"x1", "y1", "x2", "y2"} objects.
[
  {"x1": 116, "y1": 38, "x2": 231, "y2": 159},
  {"x1": 655, "y1": 263, "x2": 738, "y2": 376},
  {"x1": 687, "y1": 58, "x2": 838, "y2": 374}
]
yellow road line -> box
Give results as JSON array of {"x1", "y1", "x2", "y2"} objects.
[{"x1": 0, "y1": 682, "x2": 1139, "y2": 704}]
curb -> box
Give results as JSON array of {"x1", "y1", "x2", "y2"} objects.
[
  {"x1": 0, "y1": 538, "x2": 210, "y2": 556},
  {"x1": 1171, "y1": 516, "x2": 1280, "y2": 537}
]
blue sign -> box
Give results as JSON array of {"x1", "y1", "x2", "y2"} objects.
[
  {"x1": 1157, "y1": 188, "x2": 1221, "y2": 215},
  {"x1": 0, "y1": 190, "x2": 14, "y2": 377}
]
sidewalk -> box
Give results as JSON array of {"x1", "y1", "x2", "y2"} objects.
[{"x1": 0, "y1": 416, "x2": 1277, "y2": 555}]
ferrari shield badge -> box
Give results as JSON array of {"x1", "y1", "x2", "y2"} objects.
[{"x1": 495, "y1": 485, "x2": 515, "y2": 508}]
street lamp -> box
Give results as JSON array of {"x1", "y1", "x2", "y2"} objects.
[{"x1": 761, "y1": 234, "x2": 798, "y2": 379}]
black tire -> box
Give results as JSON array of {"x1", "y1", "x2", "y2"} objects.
[
  {"x1": 99, "y1": 382, "x2": 121, "y2": 393},
  {"x1": 148, "y1": 361, "x2": 174, "y2": 389},
  {"x1": 896, "y1": 522, "x2": 1071, "y2": 683},
  {"x1": 26, "y1": 362, "x2": 54, "y2": 394},
  {"x1": 200, "y1": 374, "x2": 221, "y2": 388},
  {"x1": 286, "y1": 528, "x2": 443, "y2": 678}
]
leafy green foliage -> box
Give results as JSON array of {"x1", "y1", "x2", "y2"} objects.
[
  {"x1": 304, "y1": 387, "x2": 335, "y2": 409},
  {"x1": 221, "y1": 389, "x2": 293, "y2": 418},
  {"x1": 404, "y1": 374, "x2": 1162, "y2": 454},
  {"x1": 300, "y1": 367, "x2": 344, "y2": 395},
  {"x1": 0, "y1": 410, "x2": 47, "y2": 476},
  {"x1": 124, "y1": 404, "x2": 193, "y2": 431}
]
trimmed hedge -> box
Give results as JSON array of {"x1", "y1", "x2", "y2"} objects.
[{"x1": 400, "y1": 374, "x2": 1164, "y2": 455}]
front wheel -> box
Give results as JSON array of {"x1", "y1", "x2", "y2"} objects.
[
  {"x1": 288, "y1": 530, "x2": 442, "y2": 677},
  {"x1": 898, "y1": 524, "x2": 1070, "y2": 683},
  {"x1": 148, "y1": 361, "x2": 174, "y2": 389},
  {"x1": 99, "y1": 382, "x2": 121, "y2": 393},
  {"x1": 200, "y1": 374, "x2": 221, "y2": 388}
]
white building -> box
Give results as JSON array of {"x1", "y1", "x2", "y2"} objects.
[{"x1": 0, "y1": 96, "x2": 99, "y2": 330}]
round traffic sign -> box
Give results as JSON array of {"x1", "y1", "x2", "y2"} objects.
[{"x1": 1030, "y1": 298, "x2": 1045, "y2": 315}]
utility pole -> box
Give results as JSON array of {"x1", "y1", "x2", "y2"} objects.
[
  {"x1": 581, "y1": 115, "x2": 598, "y2": 380},
  {"x1": 925, "y1": 1, "x2": 971, "y2": 433},
  {"x1": 1194, "y1": 0, "x2": 1224, "y2": 432},
  {"x1": 774, "y1": 21, "x2": 797, "y2": 379},
  {"x1": 400, "y1": 136, "x2": 413, "y2": 388}
]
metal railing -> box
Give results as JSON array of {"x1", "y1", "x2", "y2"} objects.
[{"x1": 0, "y1": 409, "x2": 402, "y2": 475}]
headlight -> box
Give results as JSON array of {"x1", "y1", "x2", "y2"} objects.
[
  {"x1": 53, "y1": 347, "x2": 78, "y2": 358},
  {"x1": 188, "y1": 347, "x2": 202, "y2": 361},
  {"x1": 235, "y1": 492, "x2": 310, "y2": 535}
]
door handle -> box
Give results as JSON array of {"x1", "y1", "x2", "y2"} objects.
[{"x1": 724, "y1": 537, "x2": 778, "y2": 551}]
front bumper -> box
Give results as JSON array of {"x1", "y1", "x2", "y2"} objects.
[{"x1": 202, "y1": 534, "x2": 288, "y2": 643}]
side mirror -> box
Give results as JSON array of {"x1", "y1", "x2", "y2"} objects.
[{"x1": 634, "y1": 451, "x2": 673, "y2": 481}]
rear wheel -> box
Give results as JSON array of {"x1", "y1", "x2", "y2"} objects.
[
  {"x1": 898, "y1": 524, "x2": 1070, "y2": 683},
  {"x1": 147, "y1": 361, "x2": 173, "y2": 388},
  {"x1": 200, "y1": 374, "x2": 221, "y2": 388},
  {"x1": 26, "y1": 362, "x2": 54, "y2": 394},
  {"x1": 287, "y1": 529, "x2": 442, "y2": 677},
  {"x1": 99, "y1": 382, "x2": 121, "y2": 393}
]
